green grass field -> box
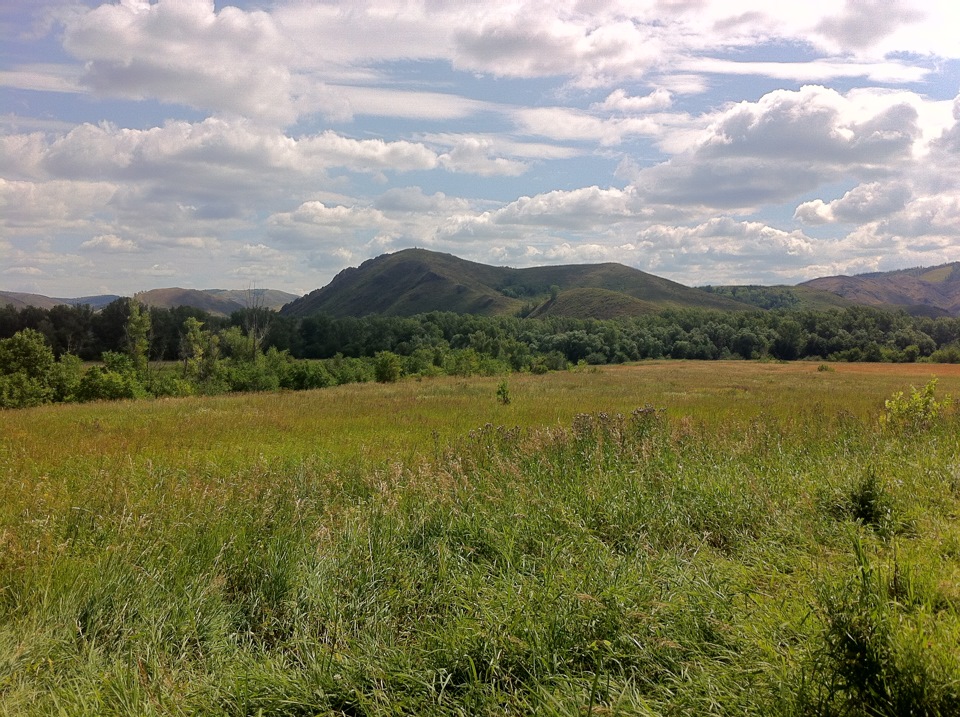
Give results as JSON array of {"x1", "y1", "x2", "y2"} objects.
[{"x1": 2, "y1": 361, "x2": 960, "y2": 715}]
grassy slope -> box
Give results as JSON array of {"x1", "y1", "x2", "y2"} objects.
[
  {"x1": 529, "y1": 288, "x2": 661, "y2": 319},
  {"x1": 0, "y1": 291, "x2": 63, "y2": 310},
  {"x1": 2, "y1": 363, "x2": 960, "y2": 715}
]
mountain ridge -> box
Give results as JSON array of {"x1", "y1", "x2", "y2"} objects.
[
  {"x1": 6, "y1": 254, "x2": 960, "y2": 318},
  {"x1": 279, "y1": 248, "x2": 752, "y2": 318}
]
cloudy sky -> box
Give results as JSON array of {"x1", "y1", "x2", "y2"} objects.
[{"x1": 2, "y1": 0, "x2": 960, "y2": 297}]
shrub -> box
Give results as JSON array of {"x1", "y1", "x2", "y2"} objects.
[
  {"x1": 282, "y1": 360, "x2": 335, "y2": 390},
  {"x1": 48, "y1": 353, "x2": 84, "y2": 402},
  {"x1": 880, "y1": 379, "x2": 948, "y2": 434},
  {"x1": 0, "y1": 371, "x2": 52, "y2": 408},
  {"x1": 76, "y1": 366, "x2": 147, "y2": 402},
  {"x1": 374, "y1": 351, "x2": 403, "y2": 383}
]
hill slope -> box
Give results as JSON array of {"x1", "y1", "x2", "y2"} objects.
[
  {"x1": 0, "y1": 291, "x2": 65, "y2": 310},
  {"x1": 135, "y1": 288, "x2": 298, "y2": 315},
  {"x1": 699, "y1": 285, "x2": 858, "y2": 312},
  {"x1": 280, "y1": 248, "x2": 751, "y2": 318},
  {"x1": 801, "y1": 263, "x2": 960, "y2": 316}
]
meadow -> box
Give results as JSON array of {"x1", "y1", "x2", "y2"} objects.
[{"x1": 2, "y1": 361, "x2": 960, "y2": 715}]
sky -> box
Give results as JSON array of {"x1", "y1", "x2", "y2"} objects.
[{"x1": 2, "y1": 0, "x2": 960, "y2": 297}]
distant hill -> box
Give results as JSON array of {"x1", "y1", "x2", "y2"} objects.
[
  {"x1": 136, "y1": 288, "x2": 298, "y2": 315},
  {"x1": 1, "y1": 288, "x2": 296, "y2": 315},
  {"x1": 0, "y1": 291, "x2": 65, "y2": 310},
  {"x1": 800, "y1": 263, "x2": 960, "y2": 316},
  {"x1": 280, "y1": 248, "x2": 752, "y2": 318},
  {"x1": 8, "y1": 256, "x2": 960, "y2": 320},
  {"x1": 58, "y1": 294, "x2": 123, "y2": 309}
]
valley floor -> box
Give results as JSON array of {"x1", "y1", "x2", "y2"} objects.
[{"x1": 2, "y1": 362, "x2": 959, "y2": 715}]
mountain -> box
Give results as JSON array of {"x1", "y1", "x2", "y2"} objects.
[
  {"x1": 280, "y1": 248, "x2": 752, "y2": 318},
  {"x1": 135, "y1": 288, "x2": 298, "y2": 315},
  {"x1": 800, "y1": 263, "x2": 960, "y2": 316}
]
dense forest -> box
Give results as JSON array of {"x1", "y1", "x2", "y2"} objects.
[{"x1": 3, "y1": 297, "x2": 960, "y2": 408}]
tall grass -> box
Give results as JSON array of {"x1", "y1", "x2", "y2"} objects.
[{"x1": 1, "y1": 363, "x2": 960, "y2": 714}]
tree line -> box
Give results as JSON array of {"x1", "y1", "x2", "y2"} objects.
[{"x1": 3, "y1": 298, "x2": 960, "y2": 408}]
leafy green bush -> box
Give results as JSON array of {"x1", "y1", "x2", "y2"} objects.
[
  {"x1": 374, "y1": 350, "x2": 403, "y2": 383},
  {"x1": 0, "y1": 371, "x2": 52, "y2": 408},
  {"x1": 880, "y1": 379, "x2": 949, "y2": 433},
  {"x1": 47, "y1": 353, "x2": 84, "y2": 402},
  {"x1": 0, "y1": 329, "x2": 80, "y2": 407},
  {"x1": 281, "y1": 360, "x2": 335, "y2": 390},
  {"x1": 76, "y1": 366, "x2": 147, "y2": 401}
]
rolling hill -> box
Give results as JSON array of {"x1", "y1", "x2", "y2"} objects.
[
  {"x1": 7, "y1": 255, "x2": 960, "y2": 320},
  {"x1": 135, "y1": 288, "x2": 298, "y2": 315},
  {"x1": 1, "y1": 288, "x2": 297, "y2": 315},
  {"x1": 801, "y1": 263, "x2": 960, "y2": 316},
  {"x1": 279, "y1": 248, "x2": 753, "y2": 318},
  {"x1": 0, "y1": 291, "x2": 65, "y2": 310}
]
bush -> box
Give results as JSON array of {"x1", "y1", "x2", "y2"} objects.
[
  {"x1": 0, "y1": 330, "x2": 83, "y2": 408},
  {"x1": 48, "y1": 353, "x2": 84, "y2": 402},
  {"x1": 217, "y1": 359, "x2": 280, "y2": 393},
  {"x1": 0, "y1": 371, "x2": 52, "y2": 408},
  {"x1": 325, "y1": 354, "x2": 373, "y2": 385},
  {"x1": 76, "y1": 366, "x2": 148, "y2": 402},
  {"x1": 282, "y1": 360, "x2": 335, "y2": 390},
  {"x1": 880, "y1": 379, "x2": 948, "y2": 434},
  {"x1": 374, "y1": 351, "x2": 403, "y2": 383}
]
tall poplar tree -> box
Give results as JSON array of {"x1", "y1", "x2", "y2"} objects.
[{"x1": 125, "y1": 299, "x2": 151, "y2": 379}]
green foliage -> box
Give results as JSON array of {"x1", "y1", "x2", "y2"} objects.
[
  {"x1": 800, "y1": 538, "x2": 960, "y2": 715},
  {"x1": 0, "y1": 328, "x2": 74, "y2": 408},
  {"x1": 47, "y1": 352, "x2": 84, "y2": 402},
  {"x1": 930, "y1": 343, "x2": 960, "y2": 363},
  {"x1": 0, "y1": 327, "x2": 55, "y2": 379},
  {"x1": 179, "y1": 316, "x2": 220, "y2": 381},
  {"x1": 880, "y1": 379, "x2": 948, "y2": 433},
  {"x1": 374, "y1": 350, "x2": 403, "y2": 383},
  {"x1": 0, "y1": 371, "x2": 51, "y2": 409},
  {"x1": 824, "y1": 471, "x2": 904, "y2": 538},
  {"x1": 496, "y1": 379, "x2": 511, "y2": 404},
  {"x1": 76, "y1": 352, "x2": 148, "y2": 402},
  {"x1": 324, "y1": 353, "x2": 373, "y2": 385},
  {"x1": 281, "y1": 359, "x2": 335, "y2": 390},
  {"x1": 124, "y1": 299, "x2": 151, "y2": 378}
]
